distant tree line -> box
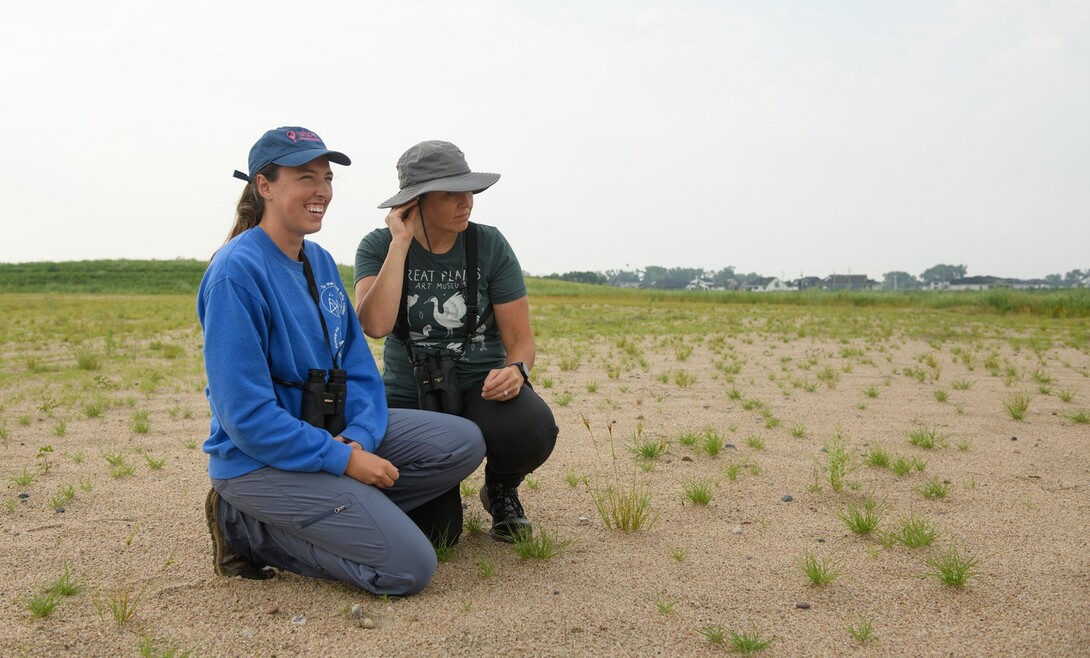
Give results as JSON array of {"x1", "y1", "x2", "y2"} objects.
[{"x1": 541, "y1": 263, "x2": 1090, "y2": 290}]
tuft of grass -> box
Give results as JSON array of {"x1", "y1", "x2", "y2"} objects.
[
  {"x1": 137, "y1": 636, "x2": 195, "y2": 658},
  {"x1": 933, "y1": 389, "x2": 948, "y2": 402},
  {"x1": 699, "y1": 624, "x2": 726, "y2": 645},
  {"x1": 144, "y1": 455, "x2": 166, "y2": 470},
  {"x1": 629, "y1": 437, "x2": 668, "y2": 461},
  {"x1": 75, "y1": 349, "x2": 101, "y2": 371},
  {"x1": 10, "y1": 466, "x2": 36, "y2": 486},
  {"x1": 512, "y1": 528, "x2": 571, "y2": 560},
  {"x1": 594, "y1": 484, "x2": 655, "y2": 533},
  {"x1": 800, "y1": 550, "x2": 841, "y2": 586},
  {"x1": 671, "y1": 546, "x2": 688, "y2": 562},
  {"x1": 555, "y1": 391, "x2": 574, "y2": 407},
  {"x1": 48, "y1": 563, "x2": 84, "y2": 597},
  {"x1": 653, "y1": 592, "x2": 677, "y2": 614},
  {"x1": 918, "y1": 478, "x2": 949, "y2": 499},
  {"x1": 682, "y1": 478, "x2": 713, "y2": 505},
  {"x1": 111, "y1": 464, "x2": 136, "y2": 479},
  {"x1": 96, "y1": 581, "x2": 147, "y2": 627},
  {"x1": 702, "y1": 428, "x2": 725, "y2": 457},
  {"x1": 789, "y1": 423, "x2": 805, "y2": 438},
  {"x1": 563, "y1": 471, "x2": 587, "y2": 488},
  {"x1": 925, "y1": 544, "x2": 981, "y2": 587},
  {"x1": 1066, "y1": 409, "x2": 1090, "y2": 424},
  {"x1": 27, "y1": 592, "x2": 60, "y2": 618},
  {"x1": 745, "y1": 435, "x2": 765, "y2": 451},
  {"x1": 863, "y1": 385, "x2": 879, "y2": 398},
  {"x1": 897, "y1": 515, "x2": 937, "y2": 547},
  {"x1": 1003, "y1": 391, "x2": 1031, "y2": 420},
  {"x1": 476, "y1": 558, "x2": 494, "y2": 578},
  {"x1": 907, "y1": 426, "x2": 946, "y2": 450},
  {"x1": 825, "y1": 432, "x2": 854, "y2": 492},
  {"x1": 847, "y1": 618, "x2": 875, "y2": 643},
  {"x1": 951, "y1": 379, "x2": 973, "y2": 390},
  {"x1": 1056, "y1": 389, "x2": 1076, "y2": 402},
  {"x1": 728, "y1": 624, "x2": 775, "y2": 653},
  {"x1": 863, "y1": 446, "x2": 891, "y2": 469},
  {"x1": 838, "y1": 498, "x2": 883, "y2": 535}
]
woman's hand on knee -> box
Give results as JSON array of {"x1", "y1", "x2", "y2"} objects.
[
  {"x1": 481, "y1": 367, "x2": 522, "y2": 402},
  {"x1": 345, "y1": 450, "x2": 400, "y2": 488}
]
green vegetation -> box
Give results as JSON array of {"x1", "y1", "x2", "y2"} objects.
[
  {"x1": 800, "y1": 551, "x2": 841, "y2": 586},
  {"x1": 925, "y1": 544, "x2": 981, "y2": 587}
]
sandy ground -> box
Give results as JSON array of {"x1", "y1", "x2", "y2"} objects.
[{"x1": 2, "y1": 317, "x2": 1089, "y2": 657}]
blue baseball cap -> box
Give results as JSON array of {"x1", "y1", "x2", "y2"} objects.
[{"x1": 233, "y1": 126, "x2": 351, "y2": 182}]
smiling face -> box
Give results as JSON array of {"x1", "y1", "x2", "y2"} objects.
[
  {"x1": 419, "y1": 191, "x2": 474, "y2": 235},
  {"x1": 257, "y1": 157, "x2": 334, "y2": 248}
]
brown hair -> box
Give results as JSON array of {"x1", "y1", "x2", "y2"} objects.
[{"x1": 225, "y1": 164, "x2": 281, "y2": 244}]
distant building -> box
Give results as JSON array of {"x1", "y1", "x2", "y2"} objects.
[
  {"x1": 794, "y1": 276, "x2": 823, "y2": 291},
  {"x1": 685, "y1": 277, "x2": 723, "y2": 291},
  {"x1": 823, "y1": 274, "x2": 879, "y2": 291},
  {"x1": 948, "y1": 276, "x2": 1001, "y2": 291},
  {"x1": 744, "y1": 277, "x2": 797, "y2": 292}
]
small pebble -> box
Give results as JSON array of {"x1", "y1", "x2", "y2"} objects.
[
  {"x1": 291, "y1": 615, "x2": 306, "y2": 625},
  {"x1": 350, "y1": 603, "x2": 363, "y2": 619},
  {"x1": 264, "y1": 605, "x2": 279, "y2": 615},
  {"x1": 817, "y1": 538, "x2": 826, "y2": 543},
  {"x1": 578, "y1": 515, "x2": 589, "y2": 524},
  {"x1": 54, "y1": 507, "x2": 65, "y2": 514},
  {"x1": 361, "y1": 617, "x2": 376, "y2": 629},
  {"x1": 781, "y1": 495, "x2": 793, "y2": 502},
  {"x1": 681, "y1": 456, "x2": 693, "y2": 462},
  {"x1": 795, "y1": 602, "x2": 811, "y2": 609},
  {"x1": 17, "y1": 493, "x2": 29, "y2": 500},
  {"x1": 724, "y1": 443, "x2": 736, "y2": 450},
  {"x1": 241, "y1": 629, "x2": 257, "y2": 638},
  {"x1": 1011, "y1": 436, "x2": 1018, "y2": 441},
  {"x1": 732, "y1": 526, "x2": 742, "y2": 534}
]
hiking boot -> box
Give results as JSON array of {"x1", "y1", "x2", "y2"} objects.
[
  {"x1": 479, "y1": 482, "x2": 532, "y2": 543},
  {"x1": 205, "y1": 489, "x2": 276, "y2": 580}
]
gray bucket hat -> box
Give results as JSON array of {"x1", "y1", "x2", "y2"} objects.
[{"x1": 378, "y1": 140, "x2": 500, "y2": 208}]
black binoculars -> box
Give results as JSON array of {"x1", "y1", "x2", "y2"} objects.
[
  {"x1": 412, "y1": 349, "x2": 462, "y2": 415},
  {"x1": 300, "y1": 368, "x2": 347, "y2": 435}
]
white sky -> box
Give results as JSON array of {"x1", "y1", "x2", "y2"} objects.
[{"x1": 2, "y1": 0, "x2": 1087, "y2": 281}]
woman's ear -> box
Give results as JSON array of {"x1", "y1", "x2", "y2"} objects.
[{"x1": 255, "y1": 174, "x2": 273, "y2": 201}]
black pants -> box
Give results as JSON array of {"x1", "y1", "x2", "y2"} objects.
[{"x1": 391, "y1": 380, "x2": 558, "y2": 545}]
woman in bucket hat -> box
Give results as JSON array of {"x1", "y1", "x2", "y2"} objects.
[
  {"x1": 354, "y1": 140, "x2": 558, "y2": 543},
  {"x1": 198, "y1": 127, "x2": 484, "y2": 595}
]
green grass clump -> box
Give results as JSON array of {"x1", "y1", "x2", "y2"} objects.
[
  {"x1": 847, "y1": 618, "x2": 875, "y2": 643},
  {"x1": 825, "y1": 433, "x2": 854, "y2": 492},
  {"x1": 838, "y1": 498, "x2": 883, "y2": 534},
  {"x1": 512, "y1": 529, "x2": 571, "y2": 559},
  {"x1": 925, "y1": 544, "x2": 980, "y2": 587},
  {"x1": 629, "y1": 437, "x2": 668, "y2": 461},
  {"x1": 863, "y1": 446, "x2": 891, "y2": 468},
  {"x1": 919, "y1": 478, "x2": 949, "y2": 499},
  {"x1": 800, "y1": 550, "x2": 841, "y2": 586},
  {"x1": 682, "y1": 478, "x2": 713, "y2": 505},
  {"x1": 594, "y1": 484, "x2": 655, "y2": 533},
  {"x1": 907, "y1": 426, "x2": 946, "y2": 449},
  {"x1": 1003, "y1": 391, "x2": 1031, "y2": 420},
  {"x1": 896, "y1": 515, "x2": 937, "y2": 547},
  {"x1": 728, "y1": 625, "x2": 775, "y2": 653},
  {"x1": 1066, "y1": 409, "x2": 1090, "y2": 424},
  {"x1": 27, "y1": 592, "x2": 60, "y2": 618},
  {"x1": 702, "y1": 428, "x2": 725, "y2": 457}
]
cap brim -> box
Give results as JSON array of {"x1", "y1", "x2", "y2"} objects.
[
  {"x1": 378, "y1": 172, "x2": 500, "y2": 208},
  {"x1": 274, "y1": 149, "x2": 352, "y2": 168}
]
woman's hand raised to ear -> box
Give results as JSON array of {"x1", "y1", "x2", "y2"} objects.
[{"x1": 385, "y1": 199, "x2": 419, "y2": 246}]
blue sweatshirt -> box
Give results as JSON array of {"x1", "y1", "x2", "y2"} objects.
[{"x1": 198, "y1": 227, "x2": 388, "y2": 480}]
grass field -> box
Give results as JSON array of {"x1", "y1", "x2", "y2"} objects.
[{"x1": 0, "y1": 262, "x2": 1088, "y2": 656}]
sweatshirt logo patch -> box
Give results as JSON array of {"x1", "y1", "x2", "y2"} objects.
[{"x1": 319, "y1": 283, "x2": 346, "y2": 318}]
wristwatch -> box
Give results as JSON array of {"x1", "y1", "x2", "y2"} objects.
[{"x1": 508, "y1": 361, "x2": 531, "y2": 383}]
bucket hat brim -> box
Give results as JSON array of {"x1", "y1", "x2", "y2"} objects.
[{"x1": 378, "y1": 171, "x2": 500, "y2": 209}]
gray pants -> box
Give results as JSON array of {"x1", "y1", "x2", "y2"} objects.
[{"x1": 212, "y1": 409, "x2": 485, "y2": 596}]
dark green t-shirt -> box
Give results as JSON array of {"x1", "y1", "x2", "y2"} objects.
[{"x1": 354, "y1": 223, "x2": 527, "y2": 403}]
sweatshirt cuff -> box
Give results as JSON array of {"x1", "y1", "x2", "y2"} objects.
[
  {"x1": 340, "y1": 425, "x2": 379, "y2": 454},
  {"x1": 322, "y1": 440, "x2": 353, "y2": 476}
]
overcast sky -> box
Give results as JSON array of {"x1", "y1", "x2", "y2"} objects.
[{"x1": 3, "y1": 1, "x2": 1087, "y2": 281}]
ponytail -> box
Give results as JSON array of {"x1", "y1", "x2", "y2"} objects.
[{"x1": 224, "y1": 164, "x2": 281, "y2": 244}]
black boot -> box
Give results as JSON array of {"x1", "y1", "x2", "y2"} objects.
[
  {"x1": 479, "y1": 481, "x2": 532, "y2": 543},
  {"x1": 205, "y1": 489, "x2": 276, "y2": 580}
]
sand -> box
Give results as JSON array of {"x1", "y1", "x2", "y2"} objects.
[{"x1": 2, "y1": 320, "x2": 1089, "y2": 657}]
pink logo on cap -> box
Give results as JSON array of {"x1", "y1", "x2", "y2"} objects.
[{"x1": 286, "y1": 130, "x2": 298, "y2": 142}]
